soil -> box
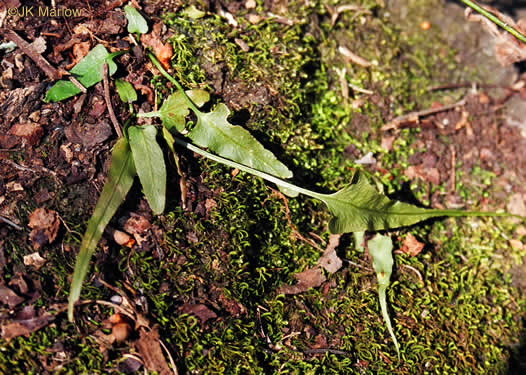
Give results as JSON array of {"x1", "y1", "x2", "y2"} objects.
[{"x1": 1, "y1": 0, "x2": 526, "y2": 374}]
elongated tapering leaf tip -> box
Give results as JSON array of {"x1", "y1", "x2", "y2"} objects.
[{"x1": 67, "y1": 138, "x2": 136, "y2": 323}]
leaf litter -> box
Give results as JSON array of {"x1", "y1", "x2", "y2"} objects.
[
  {"x1": 135, "y1": 327, "x2": 174, "y2": 375},
  {"x1": 278, "y1": 268, "x2": 326, "y2": 295},
  {"x1": 23, "y1": 252, "x2": 46, "y2": 270},
  {"x1": 28, "y1": 207, "x2": 60, "y2": 250},
  {"x1": 279, "y1": 234, "x2": 342, "y2": 295},
  {"x1": 0, "y1": 285, "x2": 25, "y2": 309},
  {"x1": 0, "y1": 306, "x2": 56, "y2": 341},
  {"x1": 318, "y1": 234, "x2": 343, "y2": 274},
  {"x1": 400, "y1": 233, "x2": 425, "y2": 257},
  {"x1": 141, "y1": 23, "x2": 173, "y2": 70}
]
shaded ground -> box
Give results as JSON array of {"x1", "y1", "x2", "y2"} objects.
[{"x1": 1, "y1": 0, "x2": 526, "y2": 373}]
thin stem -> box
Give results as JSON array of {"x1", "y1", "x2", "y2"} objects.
[
  {"x1": 379, "y1": 288, "x2": 400, "y2": 360},
  {"x1": 173, "y1": 137, "x2": 319, "y2": 198},
  {"x1": 173, "y1": 137, "x2": 520, "y2": 219},
  {"x1": 460, "y1": 0, "x2": 526, "y2": 44},
  {"x1": 137, "y1": 111, "x2": 160, "y2": 118},
  {"x1": 147, "y1": 53, "x2": 201, "y2": 115},
  {"x1": 439, "y1": 209, "x2": 510, "y2": 217}
]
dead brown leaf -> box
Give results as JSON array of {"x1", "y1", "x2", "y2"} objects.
[
  {"x1": 0, "y1": 0, "x2": 20, "y2": 11},
  {"x1": 64, "y1": 119, "x2": 113, "y2": 147},
  {"x1": 0, "y1": 134, "x2": 18, "y2": 149},
  {"x1": 0, "y1": 285, "x2": 25, "y2": 308},
  {"x1": 509, "y1": 239, "x2": 524, "y2": 250},
  {"x1": 318, "y1": 234, "x2": 343, "y2": 274},
  {"x1": 508, "y1": 193, "x2": 526, "y2": 217},
  {"x1": 113, "y1": 229, "x2": 135, "y2": 247},
  {"x1": 205, "y1": 198, "x2": 218, "y2": 217},
  {"x1": 112, "y1": 322, "x2": 133, "y2": 342},
  {"x1": 59, "y1": 144, "x2": 74, "y2": 164},
  {"x1": 311, "y1": 334, "x2": 328, "y2": 349},
  {"x1": 141, "y1": 23, "x2": 173, "y2": 70},
  {"x1": 87, "y1": 95, "x2": 107, "y2": 118},
  {"x1": 234, "y1": 38, "x2": 250, "y2": 52},
  {"x1": 338, "y1": 46, "x2": 371, "y2": 67},
  {"x1": 179, "y1": 303, "x2": 217, "y2": 325},
  {"x1": 185, "y1": 232, "x2": 199, "y2": 244},
  {"x1": 381, "y1": 135, "x2": 395, "y2": 151},
  {"x1": 6, "y1": 181, "x2": 23, "y2": 193},
  {"x1": 28, "y1": 37, "x2": 46, "y2": 55},
  {"x1": 123, "y1": 213, "x2": 151, "y2": 234},
  {"x1": 52, "y1": 36, "x2": 84, "y2": 62},
  {"x1": 123, "y1": 213, "x2": 151, "y2": 246},
  {"x1": 8, "y1": 273, "x2": 28, "y2": 294},
  {"x1": 28, "y1": 207, "x2": 60, "y2": 250},
  {"x1": 23, "y1": 252, "x2": 46, "y2": 270},
  {"x1": 217, "y1": 291, "x2": 247, "y2": 317},
  {"x1": 8, "y1": 122, "x2": 44, "y2": 147},
  {"x1": 278, "y1": 268, "x2": 326, "y2": 295},
  {"x1": 0, "y1": 308, "x2": 55, "y2": 340},
  {"x1": 0, "y1": 241, "x2": 5, "y2": 280},
  {"x1": 135, "y1": 327, "x2": 173, "y2": 375},
  {"x1": 14, "y1": 305, "x2": 37, "y2": 320},
  {"x1": 400, "y1": 233, "x2": 425, "y2": 257},
  {"x1": 247, "y1": 13, "x2": 264, "y2": 24},
  {"x1": 92, "y1": 330, "x2": 115, "y2": 354},
  {"x1": 404, "y1": 165, "x2": 440, "y2": 185}
]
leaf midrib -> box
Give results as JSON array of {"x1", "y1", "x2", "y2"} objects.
[
  {"x1": 323, "y1": 192, "x2": 431, "y2": 217},
  {"x1": 323, "y1": 190, "x2": 498, "y2": 218}
]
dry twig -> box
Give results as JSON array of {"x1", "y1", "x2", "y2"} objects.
[
  {"x1": 68, "y1": 75, "x2": 87, "y2": 93},
  {"x1": 1, "y1": 30, "x2": 62, "y2": 80},
  {"x1": 0, "y1": 215, "x2": 22, "y2": 230},
  {"x1": 3, "y1": 159, "x2": 61, "y2": 185},
  {"x1": 304, "y1": 348, "x2": 351, "y2": 356},
  {"x1": 450, "y1": 145, "x2": 456, "y2": 193},
  {"x1": 382, "y1": 99, "x2": 466, "y2": 131},
  {"x1": 103, "y1": 62, "x2": 123, "y2": 138},
  {"x1": 265, "y1": 187, "x2": 322, "y2": 251},
  {"x1": 338, "y1": 46, "x2": 372, "y2": 67}
]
